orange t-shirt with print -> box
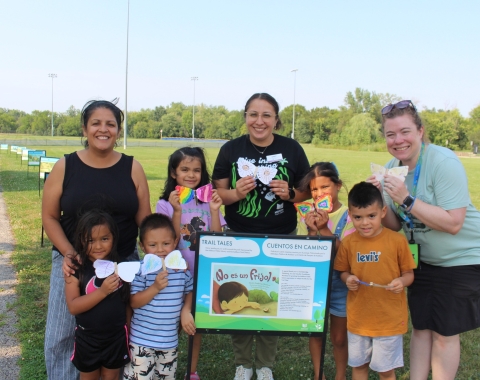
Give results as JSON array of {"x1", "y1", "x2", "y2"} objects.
[{"x1": 334, "y1": 227, "x2": 416, "y2": 337}]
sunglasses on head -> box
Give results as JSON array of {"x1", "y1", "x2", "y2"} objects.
[{"x1": 381, "y1": 100, "x2": 417, "y2": 115}]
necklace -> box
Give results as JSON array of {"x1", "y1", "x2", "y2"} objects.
[{"x1": 249, "y1": 135, "x2": 272, "y2": 155}]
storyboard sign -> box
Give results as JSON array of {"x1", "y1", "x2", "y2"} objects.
[{"x1": 193, "y1": 232, "x2": 334, "y2": 336}]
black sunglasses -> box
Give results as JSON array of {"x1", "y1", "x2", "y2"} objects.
[{"x1": 381, "y1": 100, "x2": 417, "y2": 115}]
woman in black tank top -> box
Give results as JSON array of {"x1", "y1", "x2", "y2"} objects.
[{"x1": 42, "y1": 100, "x2": 151, "y2": 380}]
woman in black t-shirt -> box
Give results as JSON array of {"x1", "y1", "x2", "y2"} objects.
[{"x1": 212, "y1": 93, "x2": 310, "y2": 380}]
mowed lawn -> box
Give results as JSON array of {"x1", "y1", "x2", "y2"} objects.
[{"x1": 1, "y1": 141, "x2": 480, "y2": 380}]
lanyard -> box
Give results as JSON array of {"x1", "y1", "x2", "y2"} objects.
[{"x1": 396, "y1": 143, "x2": 424, "y2": 242}]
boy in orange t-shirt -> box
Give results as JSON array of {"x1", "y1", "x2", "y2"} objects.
[{"x1": 334, "y1": 182, "x2": 415, "y2": 380}]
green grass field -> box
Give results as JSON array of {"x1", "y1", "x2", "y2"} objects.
[{"x1": 1, "y1": 141, "x2": 480, "y2": 379}]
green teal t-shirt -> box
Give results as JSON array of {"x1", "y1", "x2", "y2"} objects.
[{"x1": 385, "y1": 144, "x2": 480, "y2": 267}]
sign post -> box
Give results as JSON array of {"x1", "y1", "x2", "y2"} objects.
[
  {"x1": 27, "y1": 150, "x2": 46, "y2": 176},
  {"x1": 39, "y1": 156, "x2": 59, "y2": 195}
]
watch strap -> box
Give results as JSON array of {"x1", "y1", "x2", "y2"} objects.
[{"x1": 288, "y1": 188, "x2": 295, "y2": 200}]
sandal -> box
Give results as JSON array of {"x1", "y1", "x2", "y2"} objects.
[{"x1": 185, "y1": 372, "x2": 201, "y2": 380}]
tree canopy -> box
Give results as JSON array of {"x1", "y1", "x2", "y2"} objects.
[{"x1": 1, "y1": 88, "x2": 479, "y2": 150}]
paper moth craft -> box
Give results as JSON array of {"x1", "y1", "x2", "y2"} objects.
[
  {"x1": 140, "y1": 254, "x2": 164, "y2": 275},
  {"x1": 256, "y1": 166, "x2": 278, "y2": 185},
  {"x1": 236, "y1": 158, "x2": 278, "y2": 185},
  {"x1": 140, "y1": 251, "x2": 187, "y2": 276},
  {"x1": 370, "y1": 163, "x2": 408, "y2": 182},
  {"x1": 294, "y1": 194, "x2": 333, "y2": 217},
  {"x1": 237, "y1": 158, "x2": 257, "y2": 177},
  {"x1": 93, "y1": 260, "x2": 140, "y2": 283},
  {"x1": 314, "y1": 194, "x2": 333, "y2": 212},
  {"x1": 294, "y1": 202, "x2": 315, "y2": 218},
  {"x1": 164, "y1": 250, "x2": 187, "y2": 270},
  {"x1": 175, "y1": 183, "x2": 213, "y2": 204}
]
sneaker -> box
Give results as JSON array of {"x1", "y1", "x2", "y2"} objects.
[
  {"x1": 256, "y1": 367, "x2": 274, "y2": 380},
  {"x1": 234, "y1": 365, "x2": 253, "y2": 380},
  {"x1": 184, "y1": 372, "x2": 200, "y2": 380}
]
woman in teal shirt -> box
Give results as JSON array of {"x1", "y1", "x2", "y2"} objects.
[{"x1": 368, "y1": 100, "x2": 480, "y2": 380}]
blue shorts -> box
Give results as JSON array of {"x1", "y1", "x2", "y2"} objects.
[{"x1": 329, "y1": 270, "x2": 347, "y2": 317}]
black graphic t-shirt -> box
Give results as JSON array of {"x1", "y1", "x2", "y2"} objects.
[{"x1": 213, "y1": 134, "x2": 310, "y2": 234}]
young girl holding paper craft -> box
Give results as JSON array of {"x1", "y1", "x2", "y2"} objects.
[
  {"x1": 297, "y1": 162, "x2": 355, "y2": 380},
  {"x1": 156, "y1": 147, "x2": 225, "y2": 380},
  {"x1": 64, "y1": 210, "x2": 131, "y2": 380}
]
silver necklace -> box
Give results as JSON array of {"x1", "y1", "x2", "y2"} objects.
[{"x1": 249, "y1": 136, "x2": 272, "y2": 155}]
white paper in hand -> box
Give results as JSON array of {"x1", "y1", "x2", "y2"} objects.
[
  {"x1": 93, "y1": 260, "x2": 140, "y2": 283},
  {"x1": 164, "y1": 250, "x2": 187, "y2": 270},
  {"x1": 370, "y1": 163, "x2": 408, "y2": 182}
]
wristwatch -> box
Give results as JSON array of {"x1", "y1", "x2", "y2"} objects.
[
  {"x1": 400, "y1": 195, "x2": 415, "y2": 210},
  {"x1": 288, "y1": 188, "x2": 296, "y2": 200}
]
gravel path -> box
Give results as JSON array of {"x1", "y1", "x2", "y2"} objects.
[{"x1": 0, "y1": 186, "x2": 20, "y2": 380}]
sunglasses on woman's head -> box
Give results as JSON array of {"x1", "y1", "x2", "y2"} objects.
[{"x1": 381, "y1": 100, "x2": 417, "y2": 115}]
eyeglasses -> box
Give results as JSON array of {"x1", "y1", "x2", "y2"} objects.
[
  {"x1": 245, "y1": 112, "x2": 276, "y2": 121},
  {"x1": 381, "y1": 100, "x2": 417, "y2": 115}
]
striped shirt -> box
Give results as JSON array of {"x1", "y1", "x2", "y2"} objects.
[{"x1": 129, "y1": 268, "x2": 193, "y2": 349}]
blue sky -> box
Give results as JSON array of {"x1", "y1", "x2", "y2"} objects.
[{"x1": 1, "y1": 1, "x2": 479, "y2": 116}]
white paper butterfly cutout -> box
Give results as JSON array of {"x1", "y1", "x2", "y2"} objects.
[
  {"x1": 94, "y1": 250, "x2": 188, "y2": 281},
  {"x1": 256, "y1": 166, "x2": 278, "y2": 185},
  {"x1": 237, "y1": 158, "x2": 257, "y2": 177},
  {"x1": 370, "y1": 163, "x2": 408, "y2": 182},
  {"x1": 93, "y1": 260, "x2": 140, "y2": 283},
  {"x1": 140, "y1": 250, "x2": 188, "y2": 276},
  {"x1": 236, "y1": 158, "x2": 278, "y2": 185}
]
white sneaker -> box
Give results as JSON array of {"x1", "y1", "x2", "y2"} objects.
[
  {"x1": 234, "y1": 365, "x2": 253, "y2": 380},
  {"x1": 256, "y1": 367, "x2": 274, "y2": 380}
]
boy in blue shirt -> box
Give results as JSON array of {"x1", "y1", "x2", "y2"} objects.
[{"x1": 124, "y1": 214, "x2": 195, "y2": 380}]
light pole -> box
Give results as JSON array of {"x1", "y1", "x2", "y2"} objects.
[
  {"x1": 191, "y1": 77, "x2": 198, "y2": 140},
  {"x1": 291, "y1": 69, "x2": 298, "y2": 139},
  {"x1": 124, "y1": 0, "x2": 130, "y2": 149},
  {"x1": 48, "y1": 73, "x2": 57, "y2": 137}
]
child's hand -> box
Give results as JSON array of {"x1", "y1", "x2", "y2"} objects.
[
  {"x1": 386, "y1": 278, "x2": 405, "y2": 294},
  {"x1": 235, "y1": 176, "x2": 256, "y2": 200},
  {"x1": 152, "y1": 270, "x2": 168, "y2": 292},
  {"x1": 315, "y1": 209, "x2": 329, "y2": 231},
  {"x1": 346, "y1": 275, "x2": 360, "y2": 291},
  {"x1": 305, "y1": 210, "x2": 329, "y2": 236},
  {"x1": 305, "y1": 211, "x2": 319, "y2": 234},
  {"x1": 168, "y1": 190, "x2": 182, "y2": 212},
  {"x1": 100, "y1": 274, "x2": 120, "y2": 296},
  {"x1": 181, "y1": 310, "x2": 196, "y2": 335},
  {"x1": 209, "y1": 189, "x2": 223, "y2": 211}
]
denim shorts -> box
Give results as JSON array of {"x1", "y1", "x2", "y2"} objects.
[{"x1": 329, "y1": 270, "x2": 348, "y2": 317}]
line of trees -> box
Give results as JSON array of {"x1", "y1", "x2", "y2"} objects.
[{"x1": 1, "y1": 88, "x2": 480, "y2": 150}]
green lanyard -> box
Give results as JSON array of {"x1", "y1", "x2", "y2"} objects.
[{"x1": 396, "y1": 143, "x2": 425, "y2": 242}]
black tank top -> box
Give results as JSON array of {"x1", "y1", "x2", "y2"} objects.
[{"x1": 53, "y1": 152, "x2": 139, "y2": 260}]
